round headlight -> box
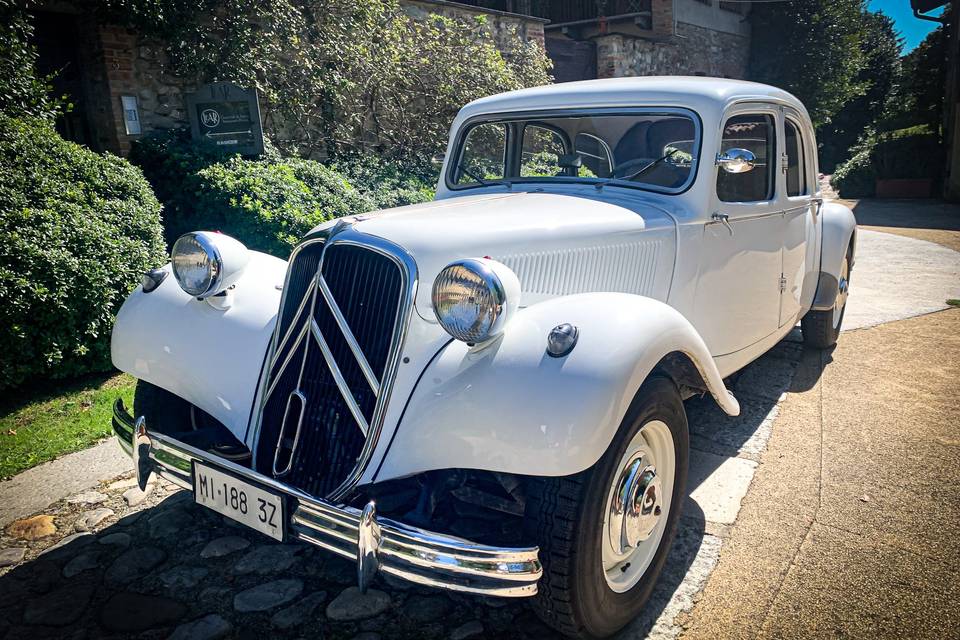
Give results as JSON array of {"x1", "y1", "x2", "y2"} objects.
[
  {"x1": 171, "y1": 232, "x2": 221, "y2": 297},
  {"x1": 432, "y1": 258, "x2": 518, "y2": 343}
]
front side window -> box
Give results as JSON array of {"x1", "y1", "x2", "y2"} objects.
[
  {"x1": 455, "y1": 122, "x2": 507, "y2": 185},
  {"x1": 784, "y1": 119, "x2": 807, "y2": 197},
  {"x1": 449, "y1": 110, "x2": 700, "y2": 193},
  {"x1": 717, "y1": 113, "x2": 775, "y2": 203}
]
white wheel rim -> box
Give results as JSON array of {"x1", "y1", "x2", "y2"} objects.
[
  {"x1": 601, "y1": 419, "x2": 676, "y2": 593},
  {"x1": 833, "y1": 255, "x2": 850, "y2": 328}
]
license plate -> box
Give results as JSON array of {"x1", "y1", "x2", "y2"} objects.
[{"x1": 194, "y1": 462, "x2": 284, "y2": 541}]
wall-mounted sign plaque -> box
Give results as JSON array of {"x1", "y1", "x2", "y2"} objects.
[{"x1": 186, "y1": 82, "x2": 264, "y2": 155}]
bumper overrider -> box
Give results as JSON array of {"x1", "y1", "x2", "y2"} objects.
[{"x1": 112, "y1": 400, "x2": 542, "y2": 597}]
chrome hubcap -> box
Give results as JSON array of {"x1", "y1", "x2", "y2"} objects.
[
  {"x1": 609, "y1": 458, "x2": 662, "y2": 554},
  {"x1": 601, "y1": 420, "x2": 675, "y2": 593}
]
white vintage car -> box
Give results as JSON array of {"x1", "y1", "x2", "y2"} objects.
[{"x1": 111, "y1": 77, "x2": 855, "y2": 638}]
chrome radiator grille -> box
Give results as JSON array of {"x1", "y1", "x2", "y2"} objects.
[{"x1": 253, "y1": 230, "x2": 412, "y2": 499}]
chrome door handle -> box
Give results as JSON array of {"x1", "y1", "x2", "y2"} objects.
[{"x1": 711, "y1": 213, "x2": 734, "y2": 236}]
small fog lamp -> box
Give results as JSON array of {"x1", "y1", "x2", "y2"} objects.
[{"x1": 546, "y1": 323, "x2": 579, "y2": 358}]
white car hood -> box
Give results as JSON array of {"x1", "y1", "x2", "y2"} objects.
[{"x1": 348, "y1": 190, "x2": 677, "y2": 320}]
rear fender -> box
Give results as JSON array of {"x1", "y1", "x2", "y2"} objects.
[
  {"x1": 812, "y1": 201, "x2": 857, "y2": 311},
  {"x1": 373, "y1": 292, "x2": 739, "y2": 482},
  {"x1": 110, "y1": 251, "x2": 286, "y2": 441}
]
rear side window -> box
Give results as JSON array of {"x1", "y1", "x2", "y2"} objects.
[
  {"x1": 717, "y1": 114, "x2": 776, "y2": 202},
  {"x1": 785, "y1": 119, "x2": 806, "y2": 196}
]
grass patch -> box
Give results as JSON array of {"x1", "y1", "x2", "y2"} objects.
[
  {"x1": 947, "y1": 299, "x2": 960, "y2": 308},
  {"x1": 0, "y1": 372, "x2": 136, "y2": 479}
]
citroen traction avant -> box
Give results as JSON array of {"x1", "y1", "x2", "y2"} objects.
[{"x1": 110, "y1": 77, "x2": 855, "y2": 638}]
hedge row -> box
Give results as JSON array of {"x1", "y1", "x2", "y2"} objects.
[
  {"x1": 130, "y1": 131, "x2": 436, "y2": 257},
  {"x1": 0, "y1": 116, "x2": 166, "y2": 389}
]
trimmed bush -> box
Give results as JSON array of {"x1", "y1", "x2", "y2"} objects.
[
  {"x1": 330, "y1": 153, "x2": 436, "y2": 209},
  {"x1": 0, "y1": 116, "x2": 166, "y2": 389},
  {"x1": 189, "y1": 156, "x2": 372, "y2": 257}
]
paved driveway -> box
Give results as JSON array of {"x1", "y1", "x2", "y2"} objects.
[{"x1": 1, "y1": 218, "x2": 957, "y2": 640}]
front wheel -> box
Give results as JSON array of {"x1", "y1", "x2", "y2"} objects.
[
  {"x1": 524, "y1": 377, "x2": 689, "y2": 639},
  {"x1": 802, "y1": 248, "x2": 851, "y2": 349}
]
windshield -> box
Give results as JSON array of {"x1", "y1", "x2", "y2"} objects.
[{"x1": 449, "y1": 110, "x2": 699, "y2": 193}]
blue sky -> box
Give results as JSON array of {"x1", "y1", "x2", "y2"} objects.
[{"x1": 867, "y1": 0, "x2": 945, "y2": 52}]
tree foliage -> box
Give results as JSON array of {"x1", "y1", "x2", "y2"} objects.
[
  {"x1": 887, "y1": 26, "x2": 947, "y2": 135},
  {"x1": 748, "y1": 0, "x2": 869, "y2": 128},
  {"x1": 0, "y1": 0, "x2": 61, "y2": 120},
  {"x1": 96, "y1": 0, "x2": 552, "y2": 159},
  {"x1": 818, "y1": 10, "x2": 902, "y2": 170}
]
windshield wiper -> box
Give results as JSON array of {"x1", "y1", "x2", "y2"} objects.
[
  {"x1": 457, "y1": 163, "x2": 490, "y2": 186},
  {"x1": 595, "y1": 149, "x2": 680, "y2": 189}
]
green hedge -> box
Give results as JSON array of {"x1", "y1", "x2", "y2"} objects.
[
  {"x1": 0, "y1": 116, "x2": 166, "y2": 389},
  {"x1": 130, "y1": 133, "x2": 438, "y2": 257},
  {"x1": 831, "y1": 130, "x2": 944, "y2": 198},
  {"x1": 191, "y1": 156, "x2": 372, "y2": 257}
]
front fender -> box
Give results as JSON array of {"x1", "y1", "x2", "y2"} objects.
[
  {"x1": 373, "y1": 292, "x2": 738, "y2": 482},
  {"x1": 812, "y1": 201, "x2": 857, "y2": 310},
  {"x1": 110, "y1": 251, "x2": 286, "y2": 441}
]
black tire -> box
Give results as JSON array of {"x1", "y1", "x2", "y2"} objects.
[
  {"x1": 802, "y1": 248, "x2": 852, "y2": 349},
  {"x1": 524, "y1": 376, "x2": 689, "y2": 639}
]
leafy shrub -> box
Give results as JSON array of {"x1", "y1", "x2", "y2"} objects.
[
  {"x1": 129, "y1": 129, "x2": 224, "y2": 245},
  {"x1": 0, "y1": 0, "x2": 61, "y2": 120},
  {"x1": 189, "y1": 156, "x2": 372, "y2": 257},
  {"x1": 0, "y1": 116, "x2": 166, "y2": 389},
  {"x1": 831, "y1": 139, "x2": 876, "y2": 198},
  {"x1": 831, "y1": 130, "x2": 944, "y2": 198},
  {"x1": 330, "y1": 153, "x2": 436, "y2": 209}
]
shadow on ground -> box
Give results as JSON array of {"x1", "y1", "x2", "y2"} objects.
[{"x1": 0, "y1": 333, "x2": 818, "y2": 640}]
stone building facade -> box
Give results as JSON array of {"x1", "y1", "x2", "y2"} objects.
[{"x1": 543, "y1": 0, "x2": 751, "y2": 82}]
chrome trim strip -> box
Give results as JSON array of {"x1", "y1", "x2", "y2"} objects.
[
  {"x1": 112, "y1": 401, "x2": 541, "y2": 598},
  {"x1": 317, "y1": 275, "x2": 381, "y2": 396},
  {"x1": 262, "y1": 322, "x2": 310, "y2": 402},
  {"x1": 272, "y1": 390, "x2": 307, "y2": 477},
  {"x1": 310, "y1": 318, "x2": 370, "y2": 437},
  {"x1": 249, "y1": 222, "x2": 419, "y2": 501}
]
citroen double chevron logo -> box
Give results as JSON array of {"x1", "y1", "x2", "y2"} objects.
[{"x1": 266, "y1": 242, "x2": 380, "y2": 477}]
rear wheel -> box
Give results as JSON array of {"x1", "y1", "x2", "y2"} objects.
[
  {"x1": 802, "y1": 248, "x2": 851, "y2": 349},
  {"x1": 524, "y1": 377, "x2": 689, "y2": 639}
]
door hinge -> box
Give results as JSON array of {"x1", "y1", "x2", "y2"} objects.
[{"x1": 779, "y1": 275, "x2": 787, "y2": 292}]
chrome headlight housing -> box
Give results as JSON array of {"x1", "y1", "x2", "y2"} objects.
[
  {"x1": 431, "y1": 258, "x2": 520, "y2": 343},
  {"x1": 171, "y1": 231, "x2": 249, "y2": 298}
]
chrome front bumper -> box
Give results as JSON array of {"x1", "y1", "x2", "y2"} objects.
[{"x1": 112, "y1": 400, "x2": 541, "y2": 597}]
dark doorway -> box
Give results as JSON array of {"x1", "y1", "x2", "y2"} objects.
[{"x1": 31, "y1": 10, "x2": 95, "y2": 149}]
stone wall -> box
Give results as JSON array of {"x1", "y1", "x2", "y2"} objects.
[
  {"x1": 402, "y1": 0, "x2": 546, "y2": 49},
  {"x1": 596, "y1": 20, "x2": 749, "y2": 80}
]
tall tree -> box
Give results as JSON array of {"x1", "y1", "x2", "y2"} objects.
[
  {"x1": 748, "y1": 0, "x2": 868, "y2": 128},
  {"x1": 898, "y1": 26, "x2": 947, "y2": 134},
  {"x1": 819, "y1": 10, "x2": 903, "y2": 170}
]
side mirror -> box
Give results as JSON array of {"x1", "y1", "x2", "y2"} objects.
[
  {"x1": 431, "y1": 154, "x2": 446, "y2": 166},
  {"x1": 716, "y1": 148, "x2": 756, "y2": 174}
]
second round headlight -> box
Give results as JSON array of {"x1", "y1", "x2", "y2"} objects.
[{"x1": 431, "y1": 258, "x2": 518, "y2": 343}]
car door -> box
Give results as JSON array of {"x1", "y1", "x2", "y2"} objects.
[
  {"x1": 693, "y1": 104, "x2": 783, "y2": 356},
  {"x1": 779, "y1": 108, "x2": 820, "y2": 326}
]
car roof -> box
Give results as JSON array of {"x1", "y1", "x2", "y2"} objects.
[{"x1": 455, "y1": 76, "x2": 808, "y2": 125}]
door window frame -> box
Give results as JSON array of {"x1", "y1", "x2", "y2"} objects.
[
  {"x1": 714, "y1": 103, "x2": 780, "y2": 209},
  {"x1": 781, "y1": 111, "x2": 813, "y2": 203}
]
